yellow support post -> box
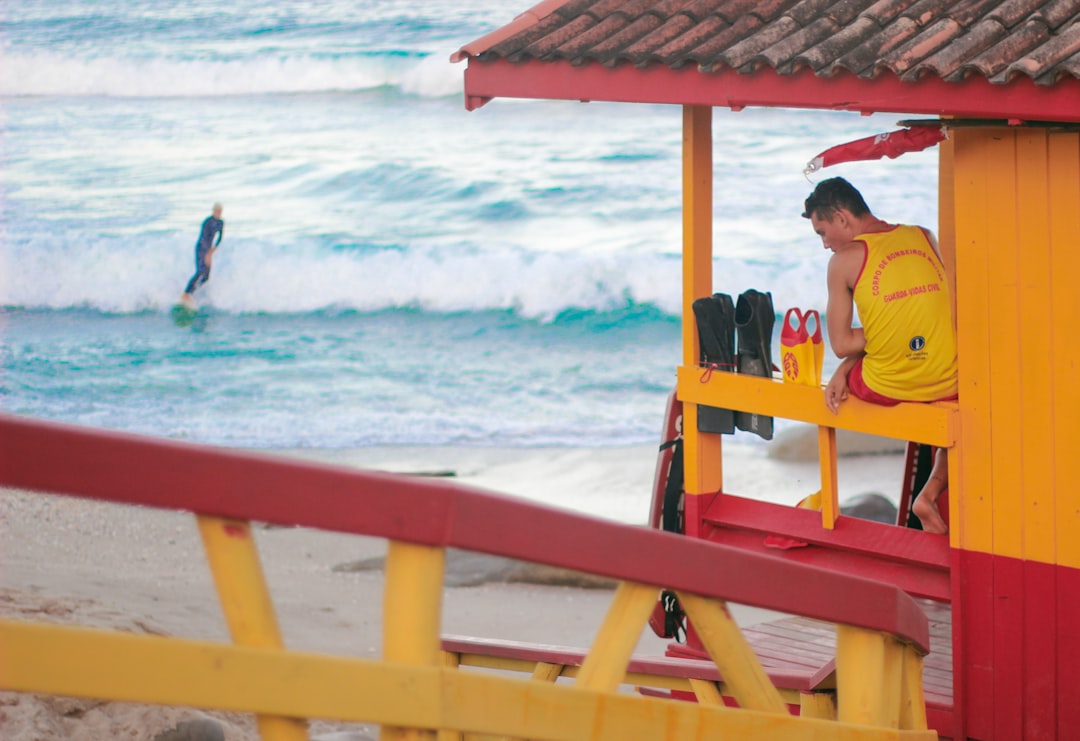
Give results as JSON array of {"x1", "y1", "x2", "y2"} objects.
[
  {"x1": 818, "y1": 425, "x2": 839, "y2": 529},
  {"x1": 800, "y1": 691, "x2": 837, "y2": 720},
  {"x1": 575, "y1": 581, "x2": 658, "y2": 691},
  {"x1": 898, "y1": 646, "x2": 929, "y2": 731},
  {"x1": 835, "y1": 625, "x2": 905, "y2": 729},
  {"x1": 381, "y1": 540, "x2": 446, "y2": 741},
  {"x1": 688, "y1": 677, "x2": 724, "y2": 706},
  {"x1": 196, "y1": 515, "x2": 308, "y2": 741},
  {"x1": 675, "y1": 593, "x2": 787, "y2": 714},
  {"x1": 681, "y1": 104, "x2": 723, "y2": 505},
  {"x1": 532, "y1": 662, "x2": 565, "y2": 682}
]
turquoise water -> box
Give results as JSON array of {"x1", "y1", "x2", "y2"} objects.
[{"x1": 0, "y1": 0, "x2": 939, "y2": 448}]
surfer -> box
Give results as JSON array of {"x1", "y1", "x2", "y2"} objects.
[
  {"x1": 181, "y1": 203, "x2": 224, "y2": 303},
  {"x1": 802, "y1": 177, "x2": 957, "y2": 534}
]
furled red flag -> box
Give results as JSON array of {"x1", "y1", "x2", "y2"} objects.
[{"x1": 804, "y1": 125, "x2": 948, "y2": 175}]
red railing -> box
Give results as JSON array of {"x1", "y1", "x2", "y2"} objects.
[{"x1": 0, "y1": 412, "x2": 928, "y2": 652}]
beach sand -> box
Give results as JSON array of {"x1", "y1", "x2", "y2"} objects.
[{"x1": 0, "y1": 426, "x2": 906, "y2": 740}]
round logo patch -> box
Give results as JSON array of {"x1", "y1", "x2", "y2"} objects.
[{"x1": 909, "y1": 336, "x2": 926, "y2": 352}]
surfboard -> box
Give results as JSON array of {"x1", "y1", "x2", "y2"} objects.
[{"x1": 171, "y1": 295, "x2": 200, "y2": 326}]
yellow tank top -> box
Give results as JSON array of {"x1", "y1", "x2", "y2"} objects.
[{"x1": 852, "y1": 225, "x2": 958, "y2": 401}]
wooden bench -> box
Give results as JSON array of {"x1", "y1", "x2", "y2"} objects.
[{"x1": 442, "y1": 615, "x2": 840, "y2": 719}]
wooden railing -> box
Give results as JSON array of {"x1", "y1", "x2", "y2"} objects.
[
  {"x1": 0, "y1": 413, "x2": 936, "y2": 739},
  {"x1": 677, "y1": 365, "x2": 959, "y2": 530}
]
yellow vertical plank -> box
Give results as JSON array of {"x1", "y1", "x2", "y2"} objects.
[
  {"x1": 196, "y1": 516, "x2": 309, "y2": 741},
  {"x1": 381, "y1": 541, "x2": 445, "y2": 741},
  {"x1": 1049, "y1": 132, "x2": 1080, "y2": 569},
  {"x1": 681, "y1": 104, "x2": 723, "y2": 498},
  {"x1": 938, "y1": 128, "x2": 958, "y2": 321},
  {"x1": 899, "y1": 647, "x2": 929, "y2": 731},
  {"x1": 531, "y1": 662, "x2": 564, "y2": 682},
  {"x1": 951, "y1": 128, "x2": 998, "y2": 554},
  {"x1": 835, "y1": 625, "x2": 903, "y2": 729},
  {"x1": 575, "y1": 581, "x2": 657, "y2": 691},
  {"x1": 1015, "y1": 129, "x2": 1055, "y2": 564},
  {"x1": 800, "y1": 691, "x2": 837, "y2": 720},
  {"x1": 817, "y1": 425, "x2": 838, "y2": 529},
  {"x1": 682, "y1": 104, "x2": 713, "y2": 367},
  {"x1": 688, "y1": 677, "x2": 724, "y2": 706},
  {"x1": 675, "y1": 592, "x2": 786, "y2": 714},
  {"x1": 984, "y1": 130, "x2": 1024, "y2": 560}
]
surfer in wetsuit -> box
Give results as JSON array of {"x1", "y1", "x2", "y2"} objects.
[
  {"x1": 802, "y1": 177, "x2": 957, "y2": 534},
  {"x1": 181, "y1": 203, "x2": 224, "y2": 301}
]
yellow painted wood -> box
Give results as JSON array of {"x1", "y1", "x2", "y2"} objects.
[
  {"x1": 682, "y1": 104, "x2": 713, "y2": 368},
  {"x1": 437, "y1": 654, "x2": 463, "y2": 741},
  {"x1": 1049, "y1": 131, "x2": 1080, "y2": 569},
  {"x1": 532, "y1": 662, "x2": 565, "y2": 682},
  {"x1": 683, "y1": 402, "x2": 723, "y2": 497},
  {"x1": 196, "y1": 515, "x2": 308, "y2": 741},
  {"x1": 575, "y1": 582, "x2": 657, "y2": 691},
  {"x1": 818, "y1": 425, "x2": 839, "y2": 529},
  {"x1": 898, "y1": 648, "x2": 928, "y2": 731},
  {"x1": 675, "y1": 593, "x2": 787, "y2": 714},
  {"x1": 984, "y1": 131, "x2": 1024, "y2": 560},
  {"x1": 676, "y1": 366, "x2": 958, "y2": 448},
  {"x1": 937, "y1": 129, "x2": 957, "y2": 323},
  {"x1": 835, "y1": 626, "x2": 904, "y2": 729},
  {"x1": 382, "y1": 541, "x2": 446, "y2": 741},
  {"x1": 688, "y1": 677, "x2": 724, "y2": 706},
  {"x1": 681, "y1": 104, "x2": 724, "y2": 501},
  {"x1": 937, "y1": 132, "x2": 962, "y2": 551},
  {"x1": 950, "y1": 127, "x2": 997, "y2": 554},
  {"x1": 0, "y1": 619, "x2": 936, "y2": 740},
  {"x1": 1015, "y1": 129, "x2": 1056, "y2": 565},
  {"x1": 800, "y1": 691, "x2": 837, "y2": 720}
]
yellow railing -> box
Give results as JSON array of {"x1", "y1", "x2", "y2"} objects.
[
  {"x1": 677, "y1": 365, "x2": 959, "y2": 530},
  {"x1": 0, "y1": 413, "x2": 937, "y2": 740}
]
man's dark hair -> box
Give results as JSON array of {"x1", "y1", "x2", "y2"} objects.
[{"x1": 802, "y1": 177, "x2": 871, "y2": 220}]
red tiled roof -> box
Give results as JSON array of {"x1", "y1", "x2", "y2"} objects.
[{"x1": 453, "y1": 0, "x2": 1080, "y2": 121}]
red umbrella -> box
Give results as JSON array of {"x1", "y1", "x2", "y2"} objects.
[{"x1": 804, "y1": 125, "x2": 947, "y2": 175}]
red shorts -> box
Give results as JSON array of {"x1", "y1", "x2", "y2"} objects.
[{"x1": 847, "y1": 357, "x2": 958, "y2": 407}]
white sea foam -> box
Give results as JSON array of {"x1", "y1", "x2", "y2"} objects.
[
  {"x1": 0, "y1": 49, "x2": 462, "y2": 98},
  {"x1": 0, "y1": 231, "x2": 836, "y2": 319}
]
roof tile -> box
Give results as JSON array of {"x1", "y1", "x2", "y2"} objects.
[
  {"x1": 883, "y1": 17, "x2": 965, "y2": 75},
  {"x1": 458, "y1": 0, "x2": 1080, "y2": 89},
  {"x1": 960, "y1": 17, "x2": 1050, "y2": 79},
  {"x1": 913, "y1": 17, "x2": 1008, "y2": 80}
]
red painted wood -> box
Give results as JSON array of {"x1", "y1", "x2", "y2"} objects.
[
  {"x1": 958, "y1": 550, "x2": 1080, "y2": 740},
  {"x1": 1058, "y1": 563, "x2": 1080, "y2": 740},
  {"x1": 959, "y1": 549, "x2": 996, "y2": 740},
  {"x1": 462, "y1": 59, "x2": 1080, "y2": 124},
  {"x1": 703, "y1": 493, "x2": 951, "y2": 569},
  {"x1": 993, "y1": 556, "x2": 1024, "y2": 740},
  {"x1": 0, "y1": 413, "x2": 930, "y2": 651},
  {"x1": 700, "y1": 494, "x2": 951, "y2": 598},
  {"x1": 1023, "y1": 561, "x2": 1057, "y2": 740}
]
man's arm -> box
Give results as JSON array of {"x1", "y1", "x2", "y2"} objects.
[
  {"x1": 214, "y1": 221, "x2": 224, "y2": 247},
  {"x1": 825, "y1": 247, "x2": 866, "y2": 359}
]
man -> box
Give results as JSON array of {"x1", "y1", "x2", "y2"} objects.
[
  {"x1": 181, "y1": 203, "x2": 224, "y2": 301},
  {"x1": 802, "y1": 178, "x2": 957, "y2": 533}
]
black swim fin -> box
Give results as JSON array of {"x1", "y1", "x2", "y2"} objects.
[
  {"x1": 691, "y1": 293, "x2": 736, "y2": 434},
  {"x1": 734, "y1": 289, "x2": 775, "y2": 440}
]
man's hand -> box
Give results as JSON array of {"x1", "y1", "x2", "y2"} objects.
[{"x1": 825, "y1": 356, "x2": 860, "y2": 414}]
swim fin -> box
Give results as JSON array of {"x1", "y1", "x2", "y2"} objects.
[
  {"x1": 734, "y1": 289, "x2": 775, "y2": 440},
  {"x1": 691, "y1": 293, "x2": 736, "y2": 434}
]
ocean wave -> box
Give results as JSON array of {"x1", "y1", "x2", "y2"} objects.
[
  {"x1": 0, "y1": 48, "x2": 464, "y2": 98},
  {"x1": 0, "y1": 236, "x2": 828, "y2": 321}
]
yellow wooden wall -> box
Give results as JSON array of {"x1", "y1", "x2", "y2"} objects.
[{"x1": 950, "y1": 126, "x2": 1080, "y2": 568}]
